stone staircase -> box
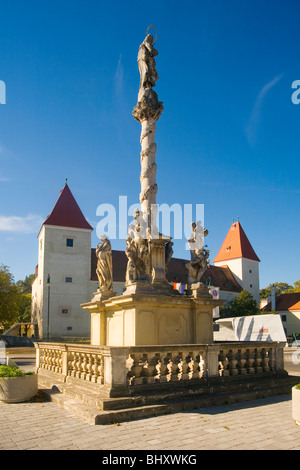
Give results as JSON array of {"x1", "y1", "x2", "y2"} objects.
[{"x1": 39, "y1": 373, "x2": 300, "y2": 425}]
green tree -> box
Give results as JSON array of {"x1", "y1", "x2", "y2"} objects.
[
  {"x1": 17, "y1": 293, "x2": 32, "y2": 323},
  {"x1": 16, "y1": 274, "x2": 35, "y2": 294},
  {"x1": 0, "y1": 265, "x2": 22, "y2": 332},
  {"x1": 0, "y1": 266, "x2": 34, "y2": 333},
  {"x1": 260, "y1": 282, "x2": 293, "y2": 299},
  {"x1": 284, "y1": 280, "x2": 300, "y2": 293},
  {"x1": 219, "y1": 289, "x2": 259, "y2": 318}
]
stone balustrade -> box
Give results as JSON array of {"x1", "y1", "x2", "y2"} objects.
[{"x1": 35, "y1": 341, "x2": 286, "y2": 397}]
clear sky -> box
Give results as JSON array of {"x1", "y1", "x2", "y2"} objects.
[{"x1": 0, "y1": 0, "x2": 299, "y2": 290}]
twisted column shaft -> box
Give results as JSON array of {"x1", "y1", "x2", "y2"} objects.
[{"x1": 140, "y1": 119, "x2": 157, "y2": 231}]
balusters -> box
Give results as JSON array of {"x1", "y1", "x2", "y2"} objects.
[
  {"x1": 228, "y1": 349, "x2": 239, "y2": 375},
  {"x1": 254, "y1": 348, "x2": 263, "y2": 373},
  {"x1": 37, "y1": 343, "x2": 281, "y2": 396},
  {"x1": 218, "y1": 350, "x2": 230, "y2": 376},
  {"x1": 261, "y1": 347, "x2": 270, "y2": 372},
  {"x1": 80, "y1": 353, "x2": 88, "y2": 380},
  {"x1": 267, "y1": 347, "x2": 274, "y2": 372},
  {"x1": 142, "y1": 354, "x2": 157, "y2": 384},
  {"x1": 91, "y1": 354, "x2": 99, "y2": 382},
  {"x1": 187, "y1": 354, "x2": 194, "y2": 380},
  {"x1": 159, "y1": 354, "x2": 170, "y2": 383},
  {"x1": 97, "y1": 355, "x2": 104, "y2": 384},
  {"x1": 154, "y1": 353, "x2": 162, "y2": 381},
  {"x1": 199, "y1": 352, "x2": 206, "y2": 378},
  {"x1": 126, "y1": 350, "x2": 208, "y2": 385},
  {"x1": 246, "y1": 348, "x2": 255, "y2": 374},
  {"x1": 128, "y1": 353, "x2": 144, "y2": 385},
  {"x1": 237, "y1": 348, "x2": 247, "y2": 375},
  {"x1": 177, "y1": 354, "x2": 184, "y2": 381},
  {"x1": 86, "y1": 354, "x2": 93, "y2": 381},
  {"x1": 169, "y1": 353, "x2": 180, "y2": 381},
  {"x1": 180, "y1": 352, "x2": 190, "y2": 381},
  {"x1": 41, "y1": 348, "x2": 62, "y2": 372}
]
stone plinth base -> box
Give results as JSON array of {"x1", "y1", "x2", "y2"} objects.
[{"x1": 82, "y1": 285, "x2": 222, "y2": 347}]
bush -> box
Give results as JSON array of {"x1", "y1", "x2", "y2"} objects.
[
  {"x1": 295, "y1": 384, "x2": 300, "y2": 390},
  {"x1": 0, "y1": 365, "x2": 26, "y2": 377}
]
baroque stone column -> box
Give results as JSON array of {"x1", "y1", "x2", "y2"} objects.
[
  {"x1": 132, "y1": 31, "x2": 163, "y2": 229},
  {"x1": 125, "y1": 29, "x2": 172, "y2": 292}
]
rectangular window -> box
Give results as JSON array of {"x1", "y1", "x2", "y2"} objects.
[
  {"x1": 281, "y1": 315, "x2": 287, "y2": 322},
  {"x1": 65, "y1": 277, "x2": 72, "y2": 283},
  {"x1": 66, "y1": 238, "x2": 73, "y2": 247},
  {"x1": 61, "y1": 308, "x2": 69, "y2": 315},
  {"x1": 67, "y1": 326, "x2": 72, "y2": 331}
]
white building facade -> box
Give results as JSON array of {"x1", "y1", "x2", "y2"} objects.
[
  {"x1": 213, "y1": 221, "x2": 260, "y2": 305},
  {"x1": 31, "y1": 184, "x2": 96, "y2": 339}
]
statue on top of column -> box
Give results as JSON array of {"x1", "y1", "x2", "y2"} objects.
[
  {"x1": 137, "y1": 33, "x2": 159, "y2": 102},
  {"x1": 133, "y1": 27, "x2": 163, "y2": 123}
]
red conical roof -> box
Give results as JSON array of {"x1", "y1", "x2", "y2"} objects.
[
  {"x1": 42, "y1": 184, "x2": 93, "y2": 231},
  {"x1": 214, "y1": 221, "x2": 260, "y2": 263}
]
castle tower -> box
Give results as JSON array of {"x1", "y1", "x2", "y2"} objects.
[
  {"x1": 213, "y1": 221, "x2": 260, "y2": 304},
  {"x1": 31, "y1": 183, "x2": 94, "y2": 339}
]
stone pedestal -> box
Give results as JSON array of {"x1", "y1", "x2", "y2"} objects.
[{"x1": 82, "y1": 287, "x2": 223, "y2": 347}]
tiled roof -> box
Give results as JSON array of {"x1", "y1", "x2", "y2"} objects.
[
  {"x1": 262, "y1": 293, "x2": 300, "y2": 312},
  {"x1": 214, "y1": 221, "x2": 260, "y2": 263},
  {"x1": 42, "y1": 184, "x2": 93, "y2": 231},
  {"x1": 91, "y1": 249, "x2": 242, "y2": 292}
]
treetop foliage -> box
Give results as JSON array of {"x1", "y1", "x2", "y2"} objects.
[
  {"x1": 260, "y1": 280, "x2": 300, "y2": 299},
  {"x1": 219, "y1": 289, "x2": 259, "y2": 318},
  {"x1": 0, "y1": 264, "x2": 33, "y2": 333}
]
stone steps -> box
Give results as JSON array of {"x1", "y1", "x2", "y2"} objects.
[{"x1": 39, "y1": 374, "x2": 300, "y2": 425}]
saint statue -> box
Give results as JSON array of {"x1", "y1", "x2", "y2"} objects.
[
  {"x1": 137, "y1": 33, "x2": 159, "y2": 102},
  {"x1": 125, "y1": 208, "x2": 150, "y2": 283},
  {"x1": 133, "y1": 28, "x2": 163, "y2": 123},
  {"x1": 96, "y1": 234, "x2": 113, "y2": 293},
  {"x1": 125, "y1": 235, "x2": 150, "y2": 284},
  {"x1": 186, "y1": 221, "x2": 210, "y2": 284}
]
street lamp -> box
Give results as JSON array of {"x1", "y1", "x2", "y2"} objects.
[{"x1": 46, "y1": 274, "x2": 51, "y2": 341}]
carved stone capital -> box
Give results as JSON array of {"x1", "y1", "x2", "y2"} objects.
[{"x1": 133, "y1": 89, "x2": 163, "y2": 123}]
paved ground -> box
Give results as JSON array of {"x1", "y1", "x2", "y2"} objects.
[
  {"x1": 1, "y1": 351, "x2": 299, "y2": 452},
  {"x1": 0, "y1": 393, "x2": 300, "y2": 451}
]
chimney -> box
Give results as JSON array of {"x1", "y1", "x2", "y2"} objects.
[{"x1": 271, "y1": 286, "x2": 276, "y2": 311}]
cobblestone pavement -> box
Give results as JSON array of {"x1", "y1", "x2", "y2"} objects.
[{"x1": 0, "y1": 394, "x2": 300, "y2": 451}]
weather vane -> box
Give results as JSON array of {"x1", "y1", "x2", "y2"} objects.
[{"x1": 146, "y1": 24, "x2": 157, "y2": 43}]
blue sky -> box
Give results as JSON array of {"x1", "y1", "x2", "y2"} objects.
[{"x1": 0, "y1": 0, "x2": 299, "y2": 290}]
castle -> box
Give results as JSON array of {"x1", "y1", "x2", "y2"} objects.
[{"x1": 31, "y1": 183, "x2": 260, "y2": 339}]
